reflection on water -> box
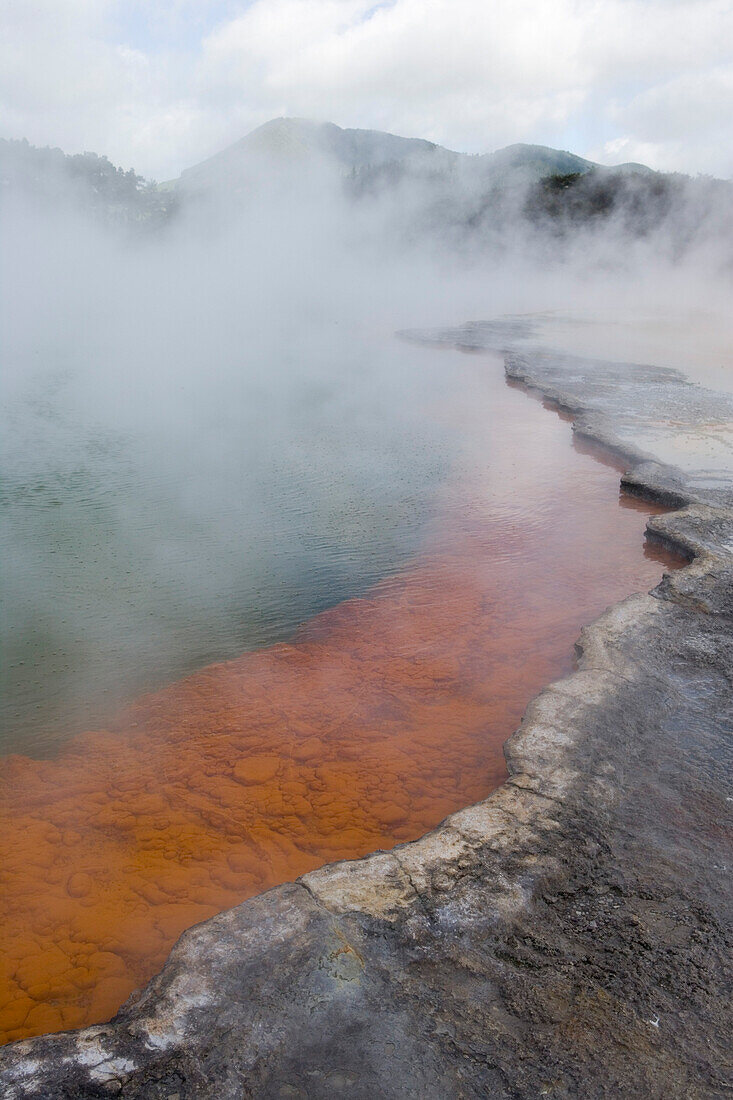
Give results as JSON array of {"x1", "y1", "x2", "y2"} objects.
[{"x1": 0, "y1": 347, "x2": 684, "y2": 1044}]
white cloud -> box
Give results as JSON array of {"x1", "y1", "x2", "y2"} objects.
[
  {"x1": 197, "y1": 0, "x2": 591, "y2": 150},
  {"x1": 0, "y1": 0, "x2": 731, "y2": 179},
  {"x1": 595, "y1": 66, "x2": 733, "y2": 177}
]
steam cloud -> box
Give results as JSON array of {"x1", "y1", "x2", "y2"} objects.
[{"x1": 1, "y1": 124, "x2": 731, "y2": 753}]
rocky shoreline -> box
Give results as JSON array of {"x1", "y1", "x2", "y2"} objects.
[{"x1": 2, "y1": 326, "x2": 731, "y2": 1098}]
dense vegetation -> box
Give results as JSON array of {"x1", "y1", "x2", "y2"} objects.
[
  {"x1": 0, "y1": 138, "x2": 176, "y2": 228},
  {"x1": 525, "y1": 169, "x2": 674, "y2": 233}
]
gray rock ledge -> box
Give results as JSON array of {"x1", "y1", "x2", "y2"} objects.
[{"x1": 2, "y1": 327, "x2": 732, "y2": 1098}]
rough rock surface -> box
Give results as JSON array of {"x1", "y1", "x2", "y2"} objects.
[{"x1": 2, "y1": 323, "x2": 731, "y2": 1098}]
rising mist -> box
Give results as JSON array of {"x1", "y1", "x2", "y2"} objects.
[{"x1": 1, "y1": 120, "x2": 731, "y2": 753}]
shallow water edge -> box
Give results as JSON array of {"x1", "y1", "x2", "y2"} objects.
[{"x1": 0, "y1": 348, "x2": 682, "y2": 1043}]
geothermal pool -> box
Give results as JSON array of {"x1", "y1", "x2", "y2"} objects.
[{"x1": 0, "y1": 341, "x2": 683, "y2": 1044}]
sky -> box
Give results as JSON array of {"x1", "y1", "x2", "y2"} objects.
[{"x1": 1, "y1": 0, "x2": 732, "y2": 182}]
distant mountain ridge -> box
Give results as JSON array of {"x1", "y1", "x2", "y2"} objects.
[
  {"x1": 0, "y1": 118, "x2": 662, "y2": 210},
  {"x1": 178, "y1": 118, "x2": 452, "y2": 179},
  {"x1": 5, "y1": 121, "x2": 730, "y2": 268},
  {"x1": 168, "y1": 118, "x2": 696, "y2": 251},
  {"x1": 173, "y1": 117, "x2": 656, "y2": 193}
]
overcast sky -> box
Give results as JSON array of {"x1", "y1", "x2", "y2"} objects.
[{"x1": 1, "y1": 0, "x2": 731, "y2": 181}]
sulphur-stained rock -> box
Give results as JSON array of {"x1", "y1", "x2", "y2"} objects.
[{"x1": 1, "y1": 338, "x2": 731, "y2": 1097}]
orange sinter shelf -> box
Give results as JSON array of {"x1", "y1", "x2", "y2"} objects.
[{"x1": 0, "y1": 357, "x2": 684, "y2": 1043}]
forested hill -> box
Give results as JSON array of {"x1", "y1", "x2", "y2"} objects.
[
  {"x1": 2, "y1": 122, "x2": 731, "y2": 267},
  {"x1": 0, "y1": 138, "x2": 175, "y2": 227}
]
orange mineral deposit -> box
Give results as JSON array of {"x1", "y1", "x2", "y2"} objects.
[{"x1": 0, "y1": 354, "x2": 684, "y2": 1043}]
